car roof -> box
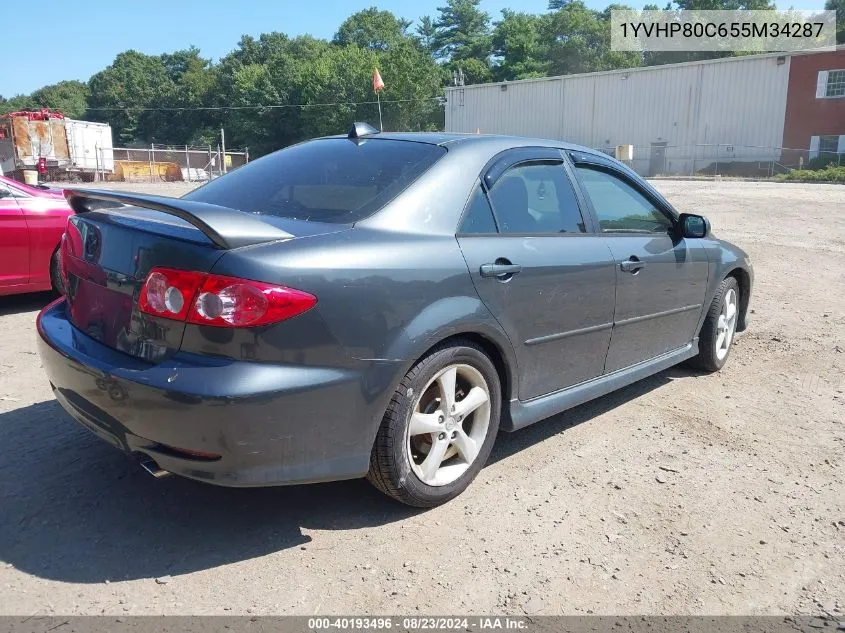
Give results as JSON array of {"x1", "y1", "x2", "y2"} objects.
[{"x1": 320, "y1": 131, "x2": 595, "y2": 153}]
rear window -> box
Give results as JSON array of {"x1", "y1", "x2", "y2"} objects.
[{"x1": 184, "y1": 138, "x2": 446, "y2": 223}]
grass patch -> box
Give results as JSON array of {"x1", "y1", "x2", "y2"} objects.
[{"x1": 774, "y1": 166, "x2": 845, "y2": 183}]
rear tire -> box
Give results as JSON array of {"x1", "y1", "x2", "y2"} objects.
[
  {"x1": 367, "y1": 341, "x2": 501, "y2": 508},
  {"x1": 49, "y1": 248, "x2": 65, "y2": 295},
  {"x1": 689, "y1": 276, "x2": 740, "y2": 372}
]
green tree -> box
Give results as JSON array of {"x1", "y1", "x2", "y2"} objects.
[
  {"x1": 416, "y1": 15, "x2": 439, "y2": 54},
  {"x1": 492, "y1": 10, "x2": 550, "y2": 80},
  {"x1": 154, "y1": 48, "x2": 220, "y2": 144},
  {"x1": 668, "y1": 0, "x2": 774, "y2": 8},
  {"x1": 432, "y1": 0, "x2": 494, "y2": 84},
  {"x1": 0, "y1": 94, "x2": 38, "y2": 114},
  {"x1": 826, "y1": 0, "x2": 844, "y2": 44},
  {"x1": 26, "y1": 81, "x2": 90, "y2": 119},
  {"x1": 87, "y1": 50, "x2": 173, "y2": 145},
  {"x1": 334, "y1": 8, "x2": 412, "y2": 50},
  {"x1": 377, "y1": 39, "x2": 448, "y2": 131},
  {"x1": 543, "y1": 0, "x2": 641, "y2": 75}
]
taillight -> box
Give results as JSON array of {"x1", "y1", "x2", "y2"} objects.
[
  {"x1": 138, "y1": 268, "x2": 203, "y2": 321},
  {"x1": 138, "y1": 267, "x2": 316, "y2": 328}
]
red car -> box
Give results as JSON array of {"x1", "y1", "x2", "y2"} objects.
[{"x1": 0, "y1": 175, "x2": 71, "y2": 296}]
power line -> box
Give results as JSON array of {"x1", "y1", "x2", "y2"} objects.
[{"x1": 82, "y1": 96, "x2": 445, "y2": 112}]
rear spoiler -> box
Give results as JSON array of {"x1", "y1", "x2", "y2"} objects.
[{"x1": 64, "y1": 189, "x2": 292, "y2": 250}]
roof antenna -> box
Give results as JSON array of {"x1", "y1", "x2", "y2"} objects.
[{"x1": 348, "y1": 122, "x2": 380, "y2": 139}]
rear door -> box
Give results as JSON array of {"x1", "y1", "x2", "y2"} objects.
[
  {"x1": 457, "y1": 148, "x2": 617, "y2": 401},
  {"x1": 570, "y1": 156, "x2": 709, "y2": 372},
  {"x1": 0, "y1": 183, "x2": 29, "y2": 289}
]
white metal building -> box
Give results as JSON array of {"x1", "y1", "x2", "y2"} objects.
[{"x1": 445, "y1": 52, "x2": 802, "y2": 176}]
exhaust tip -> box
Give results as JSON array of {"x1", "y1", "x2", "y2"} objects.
[{"x1": 140, "y1": 458, "x2": 171, "y2": 479}]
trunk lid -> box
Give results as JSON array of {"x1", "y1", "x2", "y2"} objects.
[
  {"x1": 62, "y1": 190, "x2": 346, "y2": 363},
  {"x1": 63, "y1": 209, "x2": 225, "y2": 363}
]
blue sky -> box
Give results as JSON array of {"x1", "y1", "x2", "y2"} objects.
[{"x1": 5, "y1": 0, "x2": 826, "y2": 95}]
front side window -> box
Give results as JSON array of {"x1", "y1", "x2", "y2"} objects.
[
  {"x1": 825, "y1": 69, "x2": 845, "y2": 97},
  {"x1": 487, "y1": 162, "x2": 586, "y2": 234},
  {"x1": 575, "y1": 166, "x2": 673, "y2": 234},
  {"x1": 184, "y1": 138, "x2": 446, "y2": 224}
]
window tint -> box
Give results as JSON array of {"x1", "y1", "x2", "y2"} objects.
[
  {"x1": 460, "y1": 186, "x2": 498, "y2": 234},
  {"x1": 184, "y1": 138, "x2": 446, "y2": 223},
  {"x1": 575, "y1": 167, "x2": 673, "y2": 234},
  {"x1": 488, "y1": 162, "x2": 585, "y2": 234}
]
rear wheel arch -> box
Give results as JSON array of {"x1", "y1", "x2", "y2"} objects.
[
  {"x1": 367, "y1": 329, "x2": 515, "y2": 449},
  {"x1": 430, "y1": 332, "x2": 513, "y2": 408}
]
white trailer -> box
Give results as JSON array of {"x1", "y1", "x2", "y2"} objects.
[{"x1": 64, "y1": 119, "x2": 114, "y2": 175}]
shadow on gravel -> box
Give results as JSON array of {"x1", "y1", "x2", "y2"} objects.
[
  {"x1": 0, "y1": 292, "x2": 56, "y2": 317},
  {"x1": 490, "y1": 365, "x2": 688, "y2": 464},
  {"x1": 0, "y1": 365, "x2": 692, "y2": 584}
]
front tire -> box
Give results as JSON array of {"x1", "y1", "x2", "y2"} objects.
[
  {"x1": 689, "y1": 276, "x2": 740, "y2": 372},
  {"x1": 49, "y1": 248, "x2": 65, "y2": 295},
  {"x1": 367, "y1": 341, "x2": 501, "y2": 508}
]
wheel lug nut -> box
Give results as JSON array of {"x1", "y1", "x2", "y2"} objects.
[
  {"x1": 438, "y1": 415, "x2": 444, "y2": 423},
  {"x1": 438, "y1": 432, "x2": 446, "y2": 440},
  {"x1": 451, "y1": 431, "x2": 457, "y2": 439}
]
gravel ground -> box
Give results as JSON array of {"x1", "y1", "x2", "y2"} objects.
[{"x1": 0, "y1": 180, "x2": 842, "y2": 616}]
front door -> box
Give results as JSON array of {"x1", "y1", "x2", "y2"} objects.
[
  {"x1": 0, "y1": 184, "x2": 29, "y2": 289},
  {"x1": 572, "y1": 163, "x2": 709, "y2": 372},
  {"x1": 457, "y1": 151, "x2": 617, "y2": 401}
]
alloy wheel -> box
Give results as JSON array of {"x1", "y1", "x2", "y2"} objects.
[
  {"x1": 406, "y1": 363, "x2": 491, "y2": 487},
  {"x1": 715, "y1": 287, "x2": 738, "y2": 361}
]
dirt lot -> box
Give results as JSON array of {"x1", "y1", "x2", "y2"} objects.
[{"x1": 0, "y1": 180, "x2": 842, "y2": 616}]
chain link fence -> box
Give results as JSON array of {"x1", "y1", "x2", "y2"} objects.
[
  {"x1": 592, "y1": 143, "x2": 842, "y2": 178},
  {"x1": 103, "y1": 144, "x2": 249, "y2": 183}
]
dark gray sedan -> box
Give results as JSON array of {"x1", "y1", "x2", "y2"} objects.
[{"x1": 36, "y1": 125, "x2": 753, "y2": 507}]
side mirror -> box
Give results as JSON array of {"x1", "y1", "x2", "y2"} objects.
[{"x1": 679, "y1": 213, "x2": 710, "y2": 239}]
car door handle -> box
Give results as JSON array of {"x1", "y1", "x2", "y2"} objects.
[
  {"x1": 480, "y1": 262, "x2": 522, "y2": 278},
  {"x1": 620, "y1": 257, "x2": 646, "y2": 273}
]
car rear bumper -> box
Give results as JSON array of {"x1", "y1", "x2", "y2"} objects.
[{"x1": 36, "y1": 298, "x2": 390, "y2": 487}]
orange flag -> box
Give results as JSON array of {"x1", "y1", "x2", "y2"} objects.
[{"x1": 373, "y1": 68, "x2": 385, "y2": 93}]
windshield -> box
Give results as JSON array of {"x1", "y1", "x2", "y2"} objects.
[{"x1": 183, "y1": 138, "x2": 446, "y2": 224}]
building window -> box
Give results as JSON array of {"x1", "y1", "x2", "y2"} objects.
[
  {"x1": 818, "y1": 69, "x2": 845, "y2": 98},
  {"x1": 827, "y1": 70, "x2": 845, "y2": 97},
  {"x1": 809, "y1": 134, "x2": 845, "y2": 161},
  {"x1": 819, "y1": 135, "x2": 840, "y2": 155}
]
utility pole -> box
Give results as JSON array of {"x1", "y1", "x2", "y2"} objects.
[{"x1": 220, "y1": 128, "x2": 227, "y2": 174}]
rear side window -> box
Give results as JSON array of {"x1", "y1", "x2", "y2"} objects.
[
  {"x1": 184, "y1": 138, "x2": 446, "y2": 223},
  {"x1": 488, "y1": 162, "x2": 586, "y2": 234},
  {"x1": 460, "y1": 186, "x2": 498, "y2": 234}
]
